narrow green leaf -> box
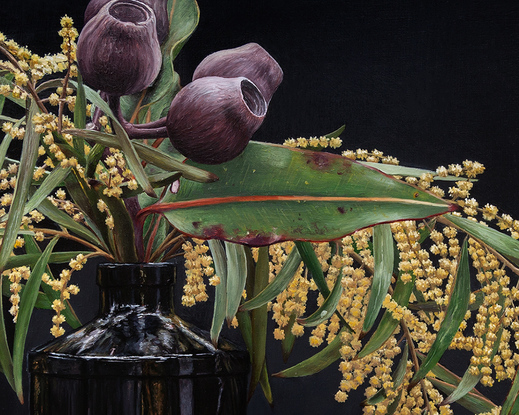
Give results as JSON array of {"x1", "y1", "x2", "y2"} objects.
[
  {"x1": 393, "y1": 343, "x2": 409, "y2": 388},
  {"x1": 73, "y1": 71, "x2": 87, "y2": 130},
  {"x1": 0, "y1": 102, "x2": 39, "y2": 391},
  {"x1": 363, "y1": 224, "x2": 394, "y2": 332},
  {"x1": 148, "y1": 171, "x2": 182, "y2": 188},
  {"x1": 99, "y1": 194, "x2": 137, "y2": 262},
  {"x1": 34, "y1": 292, "x2": 52, "y2": 309},
  {"x1": 36, "y1": 197, "x2": 102, "y2": 247},
  {"x1": 63, "y1": 168, "x2": 110, "y2": 248},
  {"x1": 67, "y1": 81, "x2": 155, "y2": 196},
  {"x1": 225, "y1": 242, "x2": 248, "y2": 323},
  {"x1": 282, "y1": 313, "x2": 297, "y2": 362},
  {"x1": 274, "y1": 327, "x2": 345, "y2": 378},
  {"x1": 22, "y1": 235, "x2": 82, "y2": 329},
  {"x1": 295, "y1": 241, "x2": 329, "y2": 296},
  {"x1": 386, "y1": 390, "x2": 404, "y2": 415},
  {"x1": 0, "y1": 131, "x2": 13, "y2": 169},
  {"x1": 442, "y1": 327, "x2": 503, "y2": 406},
  {"x1": 428, "y1": 377, "x2": 496, "y2": 413},
  {"x1": 68, "y1": 80, "x2": 112, "y2": 118},
  {"x1": 0, "y1": 229, "x2": 34, "y2": 237},
  {"x1": 17, "y1": 166, "x2": 70, "y2": 217},
  {"x1": 4, "y1": 251, "x2": 90, "y2": 270},
  {"x1": 66, "y1": 128, "x2": 217, "y2": 183},
  {"x1": 111, "y1": 121, "x2": 155, "y2": 198},
  {"x1": 513, "y1": 394, "x2": 519, "y2": 415},
  {"x1": 133, "y1": 142, "x2": 217, "y2": 183},
  {"x1": 236, "y1": 309, "x2": 273, "y2": 405},
  {"x1": 85, "y1": 143, "x2": 105, "y2": 178},
  {"x1": 240, "y1": 247, "x2": 302, "y2": 311},
  {"x1": 503, "y1": 368, "x2": 519, "y2": 414},
  {"x1": 249, "y1": 246, "x2": 269, "y2": 399},
  {"x1": 0, "y1": 73, "x2": 12, "y2": 113},
  {"x1": 324, "y1": 125, "x2": 345, "y2": 138},
  {"x1": 0, "y1": 276, "x2": 14, "y2": 390},
  {"x1": 72, "y1": 72, "x2": 86, "y2": 164},
  {"x1": 0, "y1": 75, "x2": 24, "y2": 107},
  {"x1": 0, "y1": 102, "x2": 39, "y2": 270},
  {"x1": 366, "y1": 342, "x2": 409, "y2": 406},
  {"x1": 360, "y1": 162, "x2": 474, "y2": 182},
  {"x1": 0, "y1": 116, "x2": 25, "y2": 171},
  {"x1": 298, "y1": 273, "x2": 343, "y2": 327},
  {"x1": 208, "y1": 239, "x2": 227, "y2": 344},
  {"x1": 13, "y1": 236, "x2": 59, "y2": 400},
  {"x1": 411, "y1": 238, "x2": 471, "y2": 386},
  {"x1": 446, "y1": 214, "x2": 519, "y2": 266},
  {"x1": 259, "y1": 360, "x2": 273, "y2": 405},
  {"x1": 357, "y1": 272, "x2": 415, "y2": 359}
]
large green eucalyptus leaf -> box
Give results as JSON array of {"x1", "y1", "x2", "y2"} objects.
[
  {"x1": 410, "y1": 238, "x2": 471, "y2": 386},
  {"x1": 363, "y1": 223, "x2": 394, "y2": 332},
  {"x1": 149, "y1": 142, "x2": 454, "y2": 245},
  {"x1": 120, "y1": 0, "x2": 200, "y2": 120},
  {"x1": 445, "y1": 214, "x2": 519, "y2": 266}
]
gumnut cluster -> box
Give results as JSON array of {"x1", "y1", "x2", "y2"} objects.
[{"x1": 77, "y1": 0, "x2": 283, "y2": 164}]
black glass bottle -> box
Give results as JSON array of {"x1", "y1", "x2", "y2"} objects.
[{"x1": 30, "y1": 262, "x2": 249, "y2": 415}]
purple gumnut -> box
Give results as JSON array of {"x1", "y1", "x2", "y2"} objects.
[
  {"x1": 77, "y1": 0, "x2": 162, "y2": 96},
  {"x1": 84, "y1": 0, "x2": 169, "y2": 44},
  {"x1": 166, "y1": 76, "x2": 267, "y2": 164},
  {"x1": 192, "y1": 43, "x2": 283, "y2": 103}
]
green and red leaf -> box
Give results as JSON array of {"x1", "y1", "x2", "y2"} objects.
[{"x1": 144, "y1": 141, "x2": 455, "y2": 246}]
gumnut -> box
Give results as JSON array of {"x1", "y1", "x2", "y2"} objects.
[
  {"x1": 84, "y1": 0, "x2": 169, "y2": 44},
  {"x1": 77, "y1": 0, "x2": 162, "y2": 96},
  {"x1": 192, "y1": 43, "x2": 283, "y2": 103},
  {"x1": 166, "y1": 76, "x2": 267, "y2": 164}
]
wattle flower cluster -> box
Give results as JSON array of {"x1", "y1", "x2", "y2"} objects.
[{"x1": 77, "y1": 0, "x2": 283, "y2": 164}]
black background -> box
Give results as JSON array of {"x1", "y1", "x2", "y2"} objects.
[{"x1": 1, "y1": 0, "x2": 519, "y2": 413}]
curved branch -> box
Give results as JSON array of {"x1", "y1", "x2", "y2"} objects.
[
  {"x1": 107, "y1": 95, "x2": 168, "y2": 139},
  {"x1": 37, "y1": 228, "x2": 114, "y2": 261}
]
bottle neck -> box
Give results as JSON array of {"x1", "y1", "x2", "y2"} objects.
[{"x1": 97, "y1": 262, "x2": 177, "y2": 315}]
